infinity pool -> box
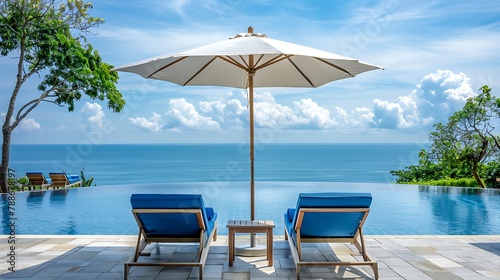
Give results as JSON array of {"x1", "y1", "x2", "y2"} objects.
[{"x1": 2, "y1": 182, "x2": 500, "y2": 235}]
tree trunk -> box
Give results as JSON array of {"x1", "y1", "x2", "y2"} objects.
[
  {"x1": 471, "y1": 161, "x2": 486, "y2": 188},
  {"x1": 0, "y1": 125, "x2": 12, "y2": 193}
]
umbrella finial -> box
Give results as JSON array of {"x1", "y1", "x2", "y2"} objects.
[{"x1": 231, "y1": 27, "x2": 267, "y2": 39}]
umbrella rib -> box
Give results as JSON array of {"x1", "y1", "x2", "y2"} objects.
[
  {"x1": 146, "y1": 56, "x2": 188, "y2": 79},
  {"x1": 285, "y1": 55, "x2": 316, "y2": 88},
  {"x1": 254, "y1": 54, "x2": 265, "y2": 69},
  {"x1": 315, "y1": 57, "x2": 355, "y2": 77},
  {"x1": 254, "y1": 54, "x2": 288, "y2": 71},
  {"x1": 183, "y1": 56, "x2": 218, "y2": 86},
  {"x1": 219, "y1": 55, "x2": 248, "y2": 71}
]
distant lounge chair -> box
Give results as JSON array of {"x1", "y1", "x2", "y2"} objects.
[
  {"x1": 48, "y1": 172, "x2": 81, "y2": 188},
  {"x1": 284, "y1": 192, "x2": 378, "y2": 279},
  {"x1": 125, "y1": 194, "x2": 218, "y2": 280},
  {"x1": 26, "y1": 172, "x2": 52, "y2": 191}
]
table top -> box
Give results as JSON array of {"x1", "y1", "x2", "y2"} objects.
[{"x1": 226, "y1": 220, "x2": 275, "y2": 228}]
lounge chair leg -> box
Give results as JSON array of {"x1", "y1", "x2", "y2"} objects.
[
  {"x1": 123, "y1": 263, "x2": 129, "y2": 280},
  {"x1": 284, "y1": 229, "x2": 288, "y2": 240},
  {"x1": 372, "y1": 262, "x2": 379, "y2": 279}
]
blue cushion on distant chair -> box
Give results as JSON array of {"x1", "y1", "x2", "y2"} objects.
[{"x1": 68, "y1": 175, "x2": 80, "y2": 183}]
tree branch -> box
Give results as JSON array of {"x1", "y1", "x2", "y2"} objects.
[{"x1": 12, "y1": 87, "x2": 58, "y2": 129}]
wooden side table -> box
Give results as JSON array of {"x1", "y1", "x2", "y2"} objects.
[{"x1": 226, "y1": 220, "x2": 275, "y2": 266}]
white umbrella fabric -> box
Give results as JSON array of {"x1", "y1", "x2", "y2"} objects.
[{"x1": 115, "y1": 26, "x2": 382, "y2": 226}]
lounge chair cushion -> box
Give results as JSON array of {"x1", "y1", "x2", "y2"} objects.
[
  {"x1": 285, "y1": 192, "x2": 372, "y2": 239},
  {"x1": 68, "y1": 175, "x2": 80, "y2": 183},
  {"x1": 130, "y1": 194, "x2": 217, "y2": 239}
]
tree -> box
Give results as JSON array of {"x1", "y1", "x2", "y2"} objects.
[
  {"x1": 391, "y1": 86, "x2": 500, "y2": 188},
  {"x1": 0, "y1": 0, "x2": 126, "y2": 193},
  {"x1": 429, "y1": 86, "x2": 499, "y2": 188}
]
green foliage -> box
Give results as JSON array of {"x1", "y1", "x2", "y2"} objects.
[
  {"x1": 399, "y1": 178, "x2": 480, "y2": 188},
  {"x1": 80, "y1": 168, "x2": 95, "y2": 187},
  {"x1": 0, "y1": 0, "x2": 125, "y2": 114},
  {"x1": 17, "y1": 176, "x2": 29, "y2": 186},
  {"x1": 391, "y1": 86, "x2": 500, "y2": 188},
  {"x1": 482, "y1": 161, "x2": 500, "y2": 188},
  {"x1": 0, "y1": 0, "x2": 125, "y2": 193}
]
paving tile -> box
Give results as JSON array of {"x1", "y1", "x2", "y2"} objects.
[
  {"x1": 426, "y1": 257, "x2": 463, "y2": 268},
  {"x1": 95, "y1": 272, "x2": 123, "y2": 280},
  {"x1": 57, "y1": 272, "x2": 102, "y2": 279}
]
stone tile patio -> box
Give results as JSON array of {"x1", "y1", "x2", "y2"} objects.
[{"x1": 1, "y1": 234, "x2": 500, "y2": 279}]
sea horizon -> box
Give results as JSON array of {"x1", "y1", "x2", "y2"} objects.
[{"x1": 9, "y1": 142, "x2": 429, "y2": 186}]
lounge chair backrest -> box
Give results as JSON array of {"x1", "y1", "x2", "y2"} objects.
[
  {"x1": 130, "y1": 194, "x2": 213, "y2": 238},
  {"x1": 49, "y1": 172, "x2": 69, "y2": 186},
  {"x1": 26, "y1": 172, "x2": 49, "y2": 185},
  {"x1": 49, "y1": 172, "x2": 80, "y2": 187},
  {"x1": 292, "y1": 193, "x2": 372, "y2": 238}
]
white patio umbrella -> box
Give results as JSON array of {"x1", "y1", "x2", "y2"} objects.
[{"x1": 114, "y1": 26, "x2": 382, "y2": 231}]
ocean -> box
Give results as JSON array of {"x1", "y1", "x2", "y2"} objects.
[{"x1": 8, "y1": 143, "x2": 428, "y2": 185}]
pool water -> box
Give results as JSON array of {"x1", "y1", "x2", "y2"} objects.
[{"x1": 2, "y1": 182, "x2": 500, "y2": 235}]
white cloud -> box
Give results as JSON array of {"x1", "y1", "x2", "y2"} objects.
[
  {"x1": 165, "y1": 98, "x2": 221, "y2": 131},
  {"x1": 129, "y1": 112, "x2": 162, "y2": 132},
  {"x1": 167, "y1": 0, "x2": 192, "y2": 16},
  {"x1": 292, "y1": 98, "x2": 335, "y2": 129},
  {"x1": 19, "y1": 118, "x2": 41, "y2": 132},
  {"x1": 161, "y1": 92, "x2": 339, "y2": 131},
  {"x1": 371, "y1": 70, "x2": 475, "y2": 129},
  {"x1": 372, "y1": 99, "x2": 404, "y2": 129},
  {"x1": 350, "y1": 107, "x2": 375, "y2": 128},
  {"x1": 199, "y1": 97, "x2": 246, "y2": 128},
  {"x1": 80, "y1": 102, "x2": 112, "y2": 132},
  {"x1": 124, "y1": 70, "x2": 476, "y2": 136}
]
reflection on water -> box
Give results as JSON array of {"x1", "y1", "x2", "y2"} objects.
[
  {"x1": 1, "y1": 194, "x2": 13, "y2": 235},
  {"x1": 418, "y1": 186, "x2": 494, "y2": 234},
  {"x1": 26, "y1": 191, "x2": 46, "y2": 207},
  {"x1": 50, "y1": 189, "x2": 69, "y2": 204},
  {"x1": 1, "y1": 182, "x2": 499, "y2": 235}
]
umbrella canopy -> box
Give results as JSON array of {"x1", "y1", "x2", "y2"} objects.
[
  {"x1": 114, "y1": 26, "x2": 382, "y2": 225},
  {"x1": 117, "y1": 28, "x2": 381, "y2": 88}
]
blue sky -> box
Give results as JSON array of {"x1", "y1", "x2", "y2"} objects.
[{"x1": 2, "y1": 0, "x2": 500, "y2": 144}]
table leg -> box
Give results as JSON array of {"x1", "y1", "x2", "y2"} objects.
[
  {"x1": 267, "y1": 228, "x2": 273, "y2": 266},
  {"x1": 229, "y1": 228, "x2": 234, "y2": 266}
]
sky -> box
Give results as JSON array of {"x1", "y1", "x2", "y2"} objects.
[{"x1": 2, "y1": 0, "x2": 500, "y2": 144}]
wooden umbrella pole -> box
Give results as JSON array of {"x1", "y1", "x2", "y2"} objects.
[{"x1": 249, "y1": 54, "x2": 256, "y2": 247}]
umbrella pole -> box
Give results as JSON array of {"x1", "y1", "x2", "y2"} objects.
[{"x1": 249, "y1": 56, "x2": 256, "y2": 247}]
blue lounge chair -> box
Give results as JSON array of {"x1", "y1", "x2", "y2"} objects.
[
  {"x1": 284, "y1": 193, "x2": 378, "y2": 279},
  {"x1": 26, "y1": 172, "x2": 52, "y2": 191},
  {"x1": 125, "y1": 194, "x2": 218, "y2": 280},
  {"x1": 48, "y1": 172, "x2": 81, "y2": 188}
]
